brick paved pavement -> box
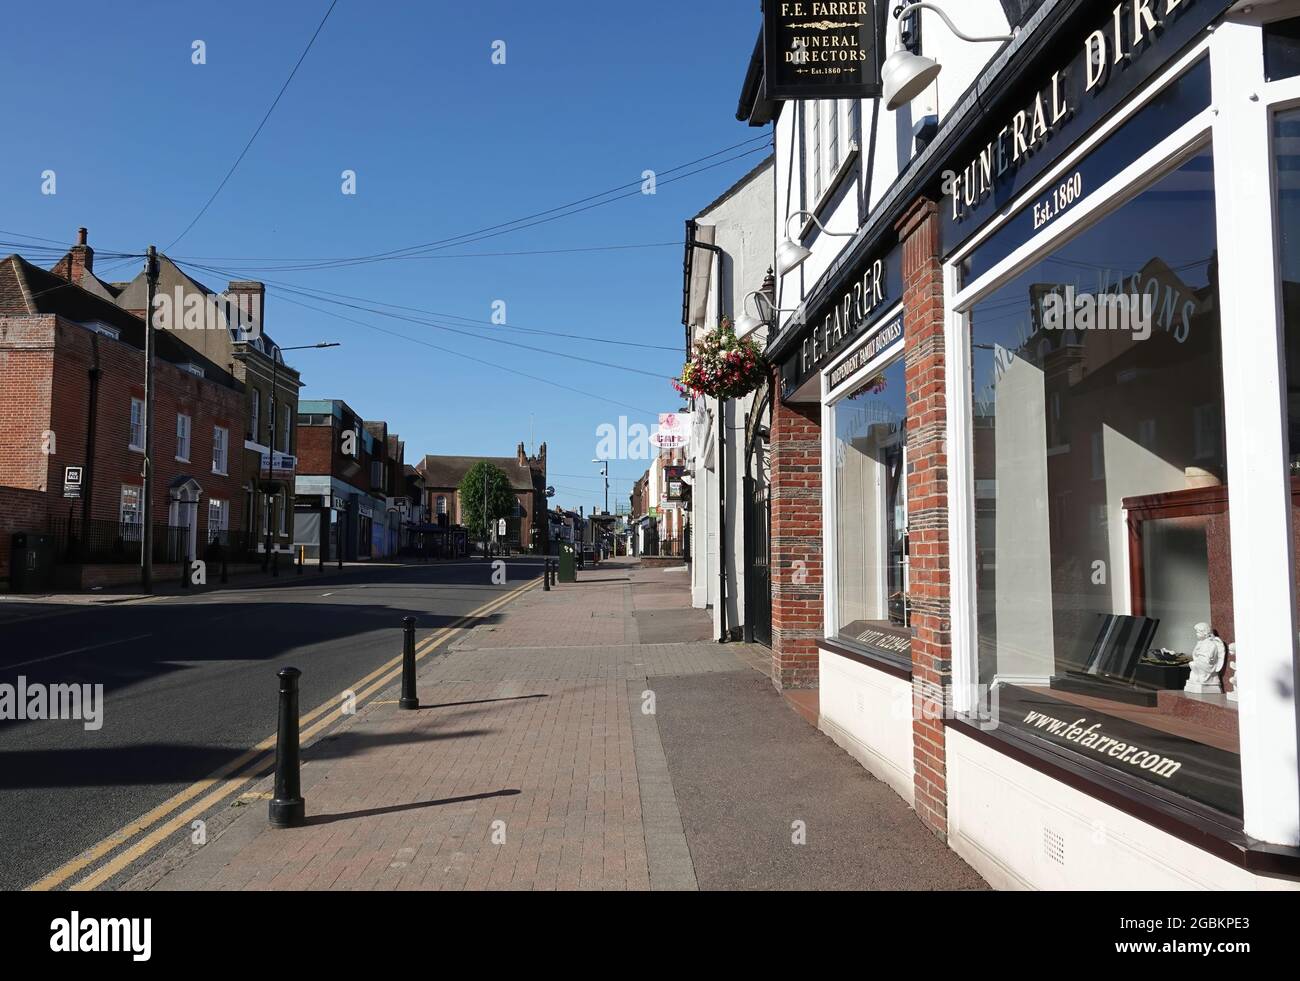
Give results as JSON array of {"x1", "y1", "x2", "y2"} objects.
[{"x1": 131, "y1": 559, "x2": 984, "y2": 891}]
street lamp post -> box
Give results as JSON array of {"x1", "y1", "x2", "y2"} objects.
[{"x1": 264, "y1": 342, "x2": 339, "y2": 570}]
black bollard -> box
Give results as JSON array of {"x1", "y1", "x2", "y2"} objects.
[
  {"x1": 271, "y1": 550, "x2": 279, "y2": 578},
  {"x1": 269, "y1": 667, "x2": 305, "y2": 828},
  {"x1": 296, "y1": 546, "x2": 303, "y2": 576},
  {"x1": 338, "y1": 548, "x2": 343, "y2": 571},
  {"x1": 221, "y1": 552, "x2": 228, "y2": 584},
  {"x1": 399, "y1": 616, "x2": 419, "y2": 710},
  {"x1": 181, "y1": 552, "x2": 190, "y2": 589},
  {"x1": 543, "y1": 559, "x2": 550, "y2": 591}
]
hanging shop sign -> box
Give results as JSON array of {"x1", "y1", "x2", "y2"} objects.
[
  {"x1": 763, "y1": 1, "x2": 887, "y2": 100},
  {"x1": 941, "y1": 0, "x2": 1231, "y2": 257},
  {"x1": 654, "y1": 412, "x2": 690, "y2": 449},
  {"x1": 664, "y1": 466, "x2": 686, "y2": 501},
  {"x1": 779, "y1": 240, "x2": 901, "y2": 400},
  {"x1": 826, "y1": 313, "x2": 903, "y2": 394}
]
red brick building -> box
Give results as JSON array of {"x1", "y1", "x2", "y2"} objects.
[
  {"x1": 0, "y1": 252, "x2": 246, "y2": 584},
  {"x1": 416, "y1": 443, "x2": 547, "y2": 553}
]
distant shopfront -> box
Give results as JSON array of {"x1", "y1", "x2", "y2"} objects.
[{"x1": 770, "y1": 0, "x2": 1300, "y2": 888}]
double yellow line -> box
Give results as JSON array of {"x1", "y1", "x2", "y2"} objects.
[{"x1": 28, "y1": 578, "x2": 537, "y2": 892}]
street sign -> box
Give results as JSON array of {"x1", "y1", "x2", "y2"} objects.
[{"x1": 62, "y1": 466, "x2": 83, "y2": 499}]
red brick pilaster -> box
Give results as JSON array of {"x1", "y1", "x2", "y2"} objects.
[
  {"x1": 896, "y1": 196, "x2": 951, "y2": 838},
  {"x1": 768, "y1": 368, "x2": 822, "y2": 691}
]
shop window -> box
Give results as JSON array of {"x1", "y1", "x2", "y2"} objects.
[
  {"x1": 1276, "y1": 105, "x2": 1300, "y2": 661},
  {"x1": 830, "y1": 355, "x2": 909, "y2": 660},
  {"x1": 967, "y1": 145, "x2": 1242, "y2": 820},
  {"x1": 1264, "y1": 17, "x2": 1300, "y2": 82}
]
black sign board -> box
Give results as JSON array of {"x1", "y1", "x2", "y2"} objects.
[
  {"x1": 780, "y1": 239, "x2": 902, "y2": 400},
  {"x1": 62, "y1": 465, "x2": 83, "y2": 500},
  {"x1": 940, "y1": 0, "x2": 1231, "y2": 258},
  {"x1": 826, "y1": 313, "x2": 904, "y2": 394},
  {"x1": 763, "y1": 1, "x2": 887, "y2": 100}
]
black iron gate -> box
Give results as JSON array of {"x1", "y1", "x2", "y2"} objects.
[{"x1": 743, "y1": 394, "x2": 772, "y2": 648}]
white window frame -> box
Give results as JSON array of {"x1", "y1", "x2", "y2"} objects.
[
  {"x1": 943, "y1": 24, "x2": 1300, "y2": 846},
  {"x1": 129, "y1": 397, "x2": 144, "y2": 452},
  {"x1": 120, "y1": 485, "x2": 142, "y2": 541},
  {"x1": 208, "y1": 497, "x2": 228, "y2": 537},
  {"x1": 175, "y1": 412, "x2": 191, "y2": 463},
  {"x1": 819, "y1": 305, "x2": 907, "y2": 648},
  {"x1": 212, "y1": 425, "x2": 228, "y2": 476},
  {"x1": 250, "y1": 389, "x2": 260, "y2": 443}
]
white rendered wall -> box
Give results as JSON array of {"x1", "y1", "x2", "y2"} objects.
[{"x1": 818, "y1": 649, "x2": 916, "y2": 804}]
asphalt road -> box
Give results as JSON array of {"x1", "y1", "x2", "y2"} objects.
[{"x1": 0, "y1": 558, "x2": 542, "y2": 891}]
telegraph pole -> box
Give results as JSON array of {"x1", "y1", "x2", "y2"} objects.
[
  {"x1": 482, "y1": 465, "x2": 489, "y2": 558},
  {"x1": 140, "y1": 246, "x2": 159, "y2": 593}
]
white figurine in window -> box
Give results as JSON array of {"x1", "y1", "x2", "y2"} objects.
[
  {"x1": 1226, "y1": 643, "x2": 1238, "y2": 704},
  {"x1": 1184, "y1": 622, "x2": 1226, "y2": 694}
]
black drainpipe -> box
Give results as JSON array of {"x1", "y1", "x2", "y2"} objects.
[
  {"x1": 683, "y1": 219, "x2": 729, "y2": 642},
  {"x1": 82, "y1": 334, "x2": 101, "y2": 531}
]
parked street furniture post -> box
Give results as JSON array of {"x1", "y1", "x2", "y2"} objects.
[
  {"x1": 180, "y1": 550, "x2": 189, "y2": 589},
  {"x1": 297, "y1": 545, "x2": 303, "y2": 575},
  {"x1": 543, "y1": 559, "x2": 550, "y2": 591},
  {"x1": 269, "y1": 667, "x2": 305, "y2": 828},
  {"x1": 399, "y1": 616, "x2": 419, "y2": 710}
]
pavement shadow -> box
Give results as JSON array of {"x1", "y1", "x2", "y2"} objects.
[
  {"x1": 304, "y1": 788, "x2": 521, "y2": 826},
  {"x1": 0, "y1": 727, "x2": 493, "y2": 789},
  {"x1": 417, "y1": 693, "x2": 547, "y2": 710}
]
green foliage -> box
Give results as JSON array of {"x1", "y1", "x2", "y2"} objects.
[{"x1": 458, "y1": 462, "x2": 517, "y2": 539}]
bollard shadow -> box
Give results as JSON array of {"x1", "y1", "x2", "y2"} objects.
[
  {"x1": 304, "y1": 788, "x2": 521, "y2": 826},
  {"x1": 416, "y1": 693, "x2": 548, "y2": 711},
  {"x1": 306, "y1": 727, "x2": 495, "y2": 761}
]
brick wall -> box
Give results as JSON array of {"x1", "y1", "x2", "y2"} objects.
[
  {"x1": 0, "y1": 315, "x2": 248, "y2": 553},
  {"x1": 0, "y1": 485, "x2": 52, "y2": 579},
  {"x1": 896, "y1": 196, "x2": 952, "y2": 838},
  {"x1": 769, "y1": 368, "x2": 823, "y2": 690}
]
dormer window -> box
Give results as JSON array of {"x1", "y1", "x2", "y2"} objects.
[{"x1": 81, "y1": 321, "x2": 120, "y2": 340}]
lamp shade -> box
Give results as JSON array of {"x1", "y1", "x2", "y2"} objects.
[
  {"x1": 735, "y1": 311, "x2": 764, "y2": 336},
  {"x1": 882, "y1": 49, "x2": 942, "y2": 111},
  {"x1": 775, "y1": 236, "x2": 813, "y2": 276}
]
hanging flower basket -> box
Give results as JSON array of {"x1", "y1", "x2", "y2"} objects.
[{"x1": 672, "y1": 318, "x2": 767, "y2": 401}]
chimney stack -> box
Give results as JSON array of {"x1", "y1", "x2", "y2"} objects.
[
  {"x1": 226, "y1": 280, "x2": 266, "y2": 337},
  {"x1": 62, "y1": 226, "x2": 94, "y2": 284}
]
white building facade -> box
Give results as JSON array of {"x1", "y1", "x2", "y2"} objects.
[{"x1": 737, "y1": 0, "x2": 1300, "y2": 889}]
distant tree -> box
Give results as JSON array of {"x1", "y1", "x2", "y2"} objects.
[{"x1": 459, "y1": 462, "x2": 516, "y2": 541}]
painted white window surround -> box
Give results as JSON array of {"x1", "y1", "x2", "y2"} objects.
[
  {"x1": 212, "y1": 426, "x2": 228, "y2": 476},
  {"x1": 129, "y1": 397, "x2": 144, "y2": 452},
  {"x1": 176, "y1": 413, "x2": 191, "y2": 463},
  {"x1": 819, "y1": 306, "x2": 907, "y2": 651},
  {"x1": 944, "y1": 25, "x2": 1300, "y2": 848}
]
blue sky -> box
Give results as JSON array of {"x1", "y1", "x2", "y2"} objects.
[{"x1": 0, "y1": 1, "x2": 771, "y2": 512}]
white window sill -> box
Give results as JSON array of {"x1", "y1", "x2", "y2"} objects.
[{"x1": 129, "y1": 445, "x2": 144, "y2": 454}]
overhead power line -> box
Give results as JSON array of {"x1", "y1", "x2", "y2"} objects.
[
  {"x1": 163, "y1": 0, "x2": 342, "y2": 252},
  {"x1": 270, "y1": 289, "x2": 659, "y2": 417},
  {"x1": 171, "y1": 257, "x2": 683, "y2": 353}
]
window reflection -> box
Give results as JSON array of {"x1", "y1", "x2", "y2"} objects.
[
  {"x1": 832, "y1": 355, "x2": 910, "y2": 658},
  {"x1": 967, "y1": 146, "x2": 1242, "y2": 818}
]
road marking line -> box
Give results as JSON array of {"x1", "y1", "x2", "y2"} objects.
[
  {"x1": 4, "y1": 634, "x2": 154, "y2": 671},
  {"x1": 66, "y1": 580, "x2": 534, "y2": 892},
  {"x1": 27, "y1": 578, "x2": 534, "y2": 891}
]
